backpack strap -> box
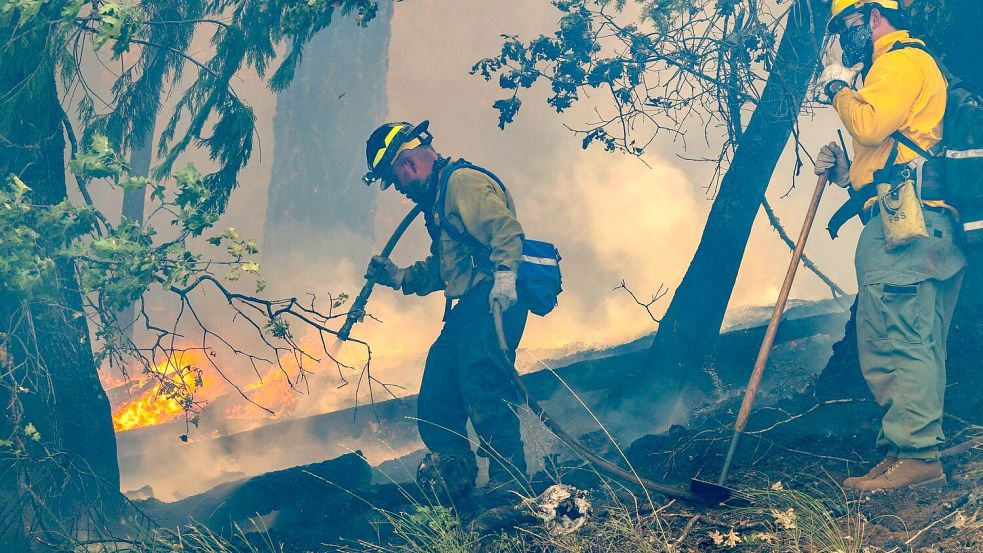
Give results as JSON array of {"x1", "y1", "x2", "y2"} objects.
[
  {"x1": 434, "y1": 158, "x2": 511, "y2": 268},
  {"x1": 891, "y1": 130, "x2": 933, "y2": 159},
  {"x1": 885, "y1": 41, "x2": 943, "y2": 159}
]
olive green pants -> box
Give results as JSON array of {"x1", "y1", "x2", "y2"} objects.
[{"x1": 855, "y1": 210, "x2": 966, "y2": 460}]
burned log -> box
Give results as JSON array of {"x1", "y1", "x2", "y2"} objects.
[{"x1": 142, "y1": 452, "x2": 372, "y2": 543}]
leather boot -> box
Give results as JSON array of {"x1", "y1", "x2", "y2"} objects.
[
  {"x1": 852, "y1": 459, "x2": 946, "y2": 492},
  {"x1": 843, "y1": 456, "x2": 897, "y2": 489}
]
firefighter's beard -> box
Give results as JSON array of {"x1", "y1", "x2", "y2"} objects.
[{"x1": 399, "y1": 178, "x2": 435, "y2": 208}]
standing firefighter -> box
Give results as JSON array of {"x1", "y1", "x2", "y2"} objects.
[
  {"x1": 818, "y1": 0, "x2": 966, "y2": 491},
  {"x1": 363, "y1": 120, "x2": 529, "y2": 500}
]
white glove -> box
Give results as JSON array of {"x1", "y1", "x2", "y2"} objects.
[
  {"x1": 818, "y1": 60, "x2": 862, "y2": 103},
  {"x1": 814, "y1": 142, "x2": 851, "y2": 187},
  {"x1": 489, "y1": 270, "x2": 518, "y2": 312},
  {"x1": 365, "y1": 255, "x2": 405, "y2": 290}
]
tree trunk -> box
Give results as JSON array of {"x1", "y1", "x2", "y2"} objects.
[
  {"x1": 816, "y1": 0, "x2": 983, "y2": 424},
  {"x1": 263, "y1": 4, "x2": 392, "y2": 274},
  {"x1": 117, "y1": 125, "x2": 154, "y2": 339},
  {"x1": 0, "y1": 11, "x2": 120, "y2": 545},
  {"x1": 624, "y1": 0, "x2": 827, "y2": 399}
]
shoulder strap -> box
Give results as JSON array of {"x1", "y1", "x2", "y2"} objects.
[
  {"x1": 891, "y1": 130, "x2": 933, "y2": 159},
  {"x1": 883, "y1": 41, "x2": 942, "y2": 160},
  {"x1": 434, "y1": 159, "x2": 505, "y2": 260},
  {"x1": 889, "y1": 40, "x2": 929, "y2": 55},
  {"x1": 890, "y1": 40, "x2": 960, "y2": 86}
]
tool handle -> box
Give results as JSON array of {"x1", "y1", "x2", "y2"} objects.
[
  {"x1": 491, "y1": 305, "x2": 704, "y2": 502},
  {"x1": 837, "y1": 129, "x2": 851, "y2": 166},
  {"x1": 337, "y1": 206, "x2": 423, "y2": 341},
  {"x1": 718, "y1": 173, "x2": 829, "y2": 485}
]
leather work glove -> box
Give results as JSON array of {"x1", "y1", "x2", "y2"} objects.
[
  {"x1": 814, "y1": 142, "x2": 851, "y2": 187},
  {"x1": 817, "y1": 44, "x2": 862, "y2": 103},
  {"x1": 818, "y1": 60, "x2": 862, "y2": 102},
  {"x1": 365, "y1": 255, "x2": 405, "y2": 290},
  {"x1": 489, "y1": 270, "x2": 518, "y2": 312}
]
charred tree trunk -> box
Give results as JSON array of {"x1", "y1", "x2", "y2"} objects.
[
  {"x1": 817, "y1": 0, "x2": 983, "y2": 424},
  {"x1": 625, "y1": 0, "x2": 827, "y2": 400},
  {"x1": 0, "y1": 10, "x2": 120, "y2": 547}
]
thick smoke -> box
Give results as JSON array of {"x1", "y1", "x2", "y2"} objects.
[{"x1": 112, "y1": 0, "x2": 864, "y2": 497}]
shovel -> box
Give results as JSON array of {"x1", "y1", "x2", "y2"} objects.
[{"x1": 716, "y1": 171, "x2": 831, "y2": 486}]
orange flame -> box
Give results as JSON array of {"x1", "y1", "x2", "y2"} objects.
[{"x1": 111, "y1": 351, "x2": 212, "y2": 432}]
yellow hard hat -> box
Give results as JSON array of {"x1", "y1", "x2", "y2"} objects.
[
  {"x1": 828, "y1": 0, "x2": 912, "y2": 32},
  {"x1": 363, "y1": 120, "x2": 432, "y2": 189}
]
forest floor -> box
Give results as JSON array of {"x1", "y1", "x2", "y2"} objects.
[{"x1": 129, "y1": 303, "x2": 983, "y2": 552}]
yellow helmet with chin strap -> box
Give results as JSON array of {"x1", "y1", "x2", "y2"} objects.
[
  {"x1": 828, "y1": 0, "x2": 912, "y2": 33},
  {"x1": 363, "y1": 120, "x2": 432, "y2": 189}
]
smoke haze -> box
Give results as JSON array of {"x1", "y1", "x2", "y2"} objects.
[{"x1": 105, "y1": 0, "x2": 863, "y2": 497}]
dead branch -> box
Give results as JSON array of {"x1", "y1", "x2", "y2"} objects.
[{"x1": 614, "y1": 280, "x2": 669, "y2": 323}]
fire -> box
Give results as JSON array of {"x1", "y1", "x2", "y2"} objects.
[
  {"x1": 222, "y1": 365, "x2": 301, "y2": 420},
  {"x1": 111, "y1": 351, "x2": 213, "y2": 432}
]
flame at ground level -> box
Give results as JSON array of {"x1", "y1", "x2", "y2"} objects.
[
  {"x1": 111, "y1": 351, "x2": 212, "y2": 432},
  {"x1": 107, "y1": 348, "x2": 311, "y2": 433}
]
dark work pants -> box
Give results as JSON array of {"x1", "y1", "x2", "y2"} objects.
[{"x1": 417, "y1": 281, "x2": 528, "y2": 482}]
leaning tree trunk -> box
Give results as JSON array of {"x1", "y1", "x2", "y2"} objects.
[
  {"x1": 816, "y1": 0, "x2": 983, "y2": 424},
  {"x1": 0, "y1": 9, "x2": 120, "y2": 547},
  {"x1": 621, "y1": 0, "x2": 827, "y2": 401}
]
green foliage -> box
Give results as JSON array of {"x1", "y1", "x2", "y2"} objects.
[
  {"x1": 350, "y1": 505, "x2": 481, "y2": 553},
  {"x1": 0, "y1": 176, "x2": 96, "y2": 298},
  {"x1": 92, "y1": 1, "x2": 146, "y2": 57},
  {"x1": 472, "y1": 0, "x2": 782, "y2": 156},
  {"x1": 5, "y1": 139, "x2": 265, "y2": 341},
  {"x1": 173, "y1": 163, "x2": 220, "y2": 235},
  {"x1": 69, "y1": 134, "x2": 126, "y2": 181}
]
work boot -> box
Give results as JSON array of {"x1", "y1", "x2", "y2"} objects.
[
  {"x1": 852, "y1": 459, "x2": 946, "y2": 492},
  {"x1": 843, "y1": 456, "x2": 897, "y2": 489},
  {"x1": 416, "y1": 450, "x2": 478, "y2": 502}
]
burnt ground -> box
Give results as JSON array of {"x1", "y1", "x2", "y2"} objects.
[{"x1": 130, "y1": 300, "x2": 983, "y2": 551}]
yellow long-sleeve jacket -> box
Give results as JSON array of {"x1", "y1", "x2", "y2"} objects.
[
  {"x1": 833, "y1": 30, "x2": 946, "y2": 192},
  {"x1": 400, "y1": 164, "x2": 524, "y2": 299}
]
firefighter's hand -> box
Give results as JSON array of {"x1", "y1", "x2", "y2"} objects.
[
  {"x1": 489, "y1": 270, "x2": 518, "y2": 312},
  {"x1": 815, "y1": 142, "x2": 851, "y2": 187},
  {"x1": 818, "y1": 60, "x2": 862, "y2": 103},
  {"x1": 366, "y1": 256, "x2": 404, "y2": 290}
]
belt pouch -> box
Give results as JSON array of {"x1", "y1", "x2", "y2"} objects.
[{"x1": 877, "y1": 178, "x2": 929, "y2": 250}]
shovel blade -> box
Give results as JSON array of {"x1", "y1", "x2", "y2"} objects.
[{"x1": 689, "y1": 478, "x2": 752, "y2": 507}]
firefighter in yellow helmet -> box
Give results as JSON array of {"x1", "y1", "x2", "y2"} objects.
[
  {"x1": 363, "y1": 121, "x2": 529, "y2": 501},
  {"x1": 817, "y1": 0, "x2": 966, "y2": 491}
]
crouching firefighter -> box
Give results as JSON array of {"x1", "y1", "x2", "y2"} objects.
[
  {"x1": 362, "y1": 120, "x2": 561, "y2": 501},
  {"x1": 818, "y1": 0, "x2": 966, "y2": 491}
]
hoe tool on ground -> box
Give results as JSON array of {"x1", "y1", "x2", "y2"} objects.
[
  {"x1": 491, "y1": 305, "x2": 749, "y2": 505},
  {"x1": 337, "y1": 206, "x2": 422, "y2": 342},
  {"x1": 715, "y1": 171, "x2": 831, "y2": 487}
]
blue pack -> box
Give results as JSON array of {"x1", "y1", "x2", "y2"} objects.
[{"x1": 435, "y1": 159, "x2": 562, "y2": 316}]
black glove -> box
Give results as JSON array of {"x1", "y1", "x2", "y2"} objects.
[{"x1": 365, "y1": 255, "x2": 405, "y2": 290}]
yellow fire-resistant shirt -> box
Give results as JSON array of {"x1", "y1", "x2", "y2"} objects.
[
  {"x1": 833, "y1": 30, "x2": 947, "y2": 197},
  {"x1": 400, "y1": 165, "x2": 524, "y2": 299}
]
